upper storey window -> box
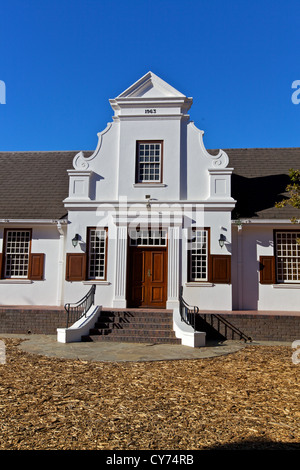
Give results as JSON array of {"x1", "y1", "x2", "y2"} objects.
[{"x1": 136, "y1": 141, "x2": 163, "y2": 183}]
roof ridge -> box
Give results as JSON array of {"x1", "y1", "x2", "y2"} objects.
[
  {"x1": 1, "y1": 147, "x2": 300, "y2": 153},
  {"x1": 210, "y1": 147, "x2": 300, "y2": 151},
  {"x1": 0, "y1": 150, "x2": 89, "y2": 153}
]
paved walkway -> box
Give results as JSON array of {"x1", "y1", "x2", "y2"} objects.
[{"x1": 0, "y1": 333, "x2": 291, "y2": 363}]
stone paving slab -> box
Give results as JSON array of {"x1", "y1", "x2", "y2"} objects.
[{"x1": 0, "y1": 333, "x2": 292, "y2": 363}]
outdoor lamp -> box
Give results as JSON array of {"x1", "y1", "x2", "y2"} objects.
[
  {"x1": 219, "y1": 234, "x2": 226, "y2": 248},
  {"x1": 72, "y1": 234, "x2": 80, "y2": 247}
]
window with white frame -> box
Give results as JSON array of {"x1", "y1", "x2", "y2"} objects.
[
  {"x1": 4, "y1": 229, "x2": 31, "y2": 278},
  {"x1": 188, "y1": 229, "x2": 209, "y2": 281},
  {"x1": 275, "y1": 231, "x2": 300, "y2": 283},
  {"x1": 87, "y1": 228, "x2": 107, "y2": 279},
  {"x1": 129, "y1": 229, "x2": 167, "y2": 246},
  {"x1": 136, "y1": 141, "x2": 162, "y2": 183}
]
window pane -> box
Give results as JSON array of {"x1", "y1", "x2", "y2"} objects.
[
  {"x1": 276, "y1": 232, "x2": 300, "y2": 282},
  {"x1": 137, "y1": 142, "x2": 161, "y2": 182},
  {"x1": 189, "y1": 229, "x2": 208, "y2": 281},
  {"x1": 88, "y1": 229, "x2": 107, "y2": 279},
  {"x1": 129, "y1": 229, "x2": 167, "y2": 246},
  {"x1": 5, "y1": 230, "x2": 30, "y2": 278}
]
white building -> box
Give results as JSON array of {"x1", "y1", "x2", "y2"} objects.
[{"x1": 0, "y1": 72, "x2": 299, "y2": 344}]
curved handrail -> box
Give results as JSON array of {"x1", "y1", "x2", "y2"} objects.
[
  {"x1": 64, "y1": 284, "x2": 96, "y2": 328},
  {"x1": 179, "y1": 287, "x2": 199, "y2": 330}
]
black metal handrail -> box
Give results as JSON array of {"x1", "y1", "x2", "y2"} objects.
[
  {"x1": 64, "y1": 284, "x2": 96, "y2": 328},
  {"x1": 179, "y1": 286, "x2": 199, "y2": 330},
  {"x1": 179, "y1": 287, "x2": 252, "y2": 342}
]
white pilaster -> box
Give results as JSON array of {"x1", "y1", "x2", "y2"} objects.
[
  {"x1": 112, "y1": 225, "x2": 128, "y2": 308},
  {"x1": 167, "y1": 226, "x2": 180, "y2": 309}
]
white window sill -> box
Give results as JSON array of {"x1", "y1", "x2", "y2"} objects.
[
  {"x1": 185, "y1": 282, "x2": 214, "y2": 287},
  {"x1": 273, "y1": 283, "x2": 300, "y2": 289},
  {"x1": 0, "y1": 279, "x2": 33, "y2": 284},
  {"x1": 133, "y1": 183, "x2": 167, "y2": 188},
  {"x1": 83, "y1": 281, "x2": 111, "y2": 285}
]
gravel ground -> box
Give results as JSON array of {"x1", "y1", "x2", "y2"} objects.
[{"x1": 0, "y1": 337, "x2": 299, "y2": 450}]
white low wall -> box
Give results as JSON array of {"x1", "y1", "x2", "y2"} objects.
[
  {"x1": 57, "y1": 305, "x2": 101, "y2": 343},
  {"x1": 173, "y1": 308, "x2": 206, "y2": 347}
]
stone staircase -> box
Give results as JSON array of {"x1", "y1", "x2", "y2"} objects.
[{"x1": 81, "y1": 308, "x2": 181, "y2": 344}]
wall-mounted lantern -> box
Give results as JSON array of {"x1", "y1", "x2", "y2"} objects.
[
  {"x1": 219, "y1": 234, "x2": 226, "y2": 248},
  {"x1": 72, "y1": 234, "x2": 80, "y2": 248}
]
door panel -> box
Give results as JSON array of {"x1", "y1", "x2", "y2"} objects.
[
  {"x1": 129, "y1": 250, "x2": 145, "y2": 307},
  {"x1": 132, "y1": 286, "x2": 145, "y2": 304},
  {"x1": 151, "y1": 252, "x2": 164, "y2": 282},
  {"x1": 128, "y1": 247, "x2": 167, "y2": 308},
  {"x1": 132, "y1": 250, "x2": 145, "y2": 282},
  {"x1": 148, "y1": 251, "x2": 166, "y2": 307},
  {"x1": 150, "y1": 286, "x2": 164, "y2": 302}
]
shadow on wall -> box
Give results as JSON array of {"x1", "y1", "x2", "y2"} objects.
[{"x1": 231, "y1": 173, "x2": 290, "y2": 219}]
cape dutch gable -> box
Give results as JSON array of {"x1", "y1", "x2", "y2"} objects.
[{"x1": 63, "y1": 72, "x2": 235, "y2": 315}]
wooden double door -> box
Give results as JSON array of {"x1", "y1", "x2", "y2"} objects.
[{"x1": 127, "y1": 246, "x2": 168, "y2": 308}]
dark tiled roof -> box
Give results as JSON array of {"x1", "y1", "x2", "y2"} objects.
[
  {"x1": 0, "y1": 151, "x2": 77, "y2": 219},
  {"x1": 0, "y1": 148, "x2": 299, "y2": 220},
  {"x1": 225, "y1": 148, "x2": 300, "y2": 219}
]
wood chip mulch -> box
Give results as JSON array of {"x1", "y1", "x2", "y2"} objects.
[{"x1": 0, "y1": 337, "x2": 299, "y2": 450}]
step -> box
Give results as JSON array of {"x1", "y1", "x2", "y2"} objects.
[
  {"x1": 100, "y1": 311, "x2": 174, "y2": 320},
  {"x1": 94, "y1": 319, "x2": 173, "y2": 329},
  {"x1": 82, "y1": 334, "x2": 181, "y2": 344},
  {"x1": 97, "y1": 312, "x2": 173, "y2": 321},
  {"x1": 81, "y1": 308, "x2": 180, "y2": 345},
  {"x1": 89, "y1": 327, "x2": 178, "y2": 337}
]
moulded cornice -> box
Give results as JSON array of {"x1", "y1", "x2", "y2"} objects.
[
  {"x1": 63, "y1": 200, "x2": 236, "y2": 211},
  {"x1": 113, "y1": 114, "x2": 188, "y2": 122},
  {"x1": 109, "y1": 97, "x2": 193, "y2": 115},
  {"x1": 0, "y1": 219, "x2": 67, "y2": 225},
  {"x1": 110, "y1": 97, "x2": 192, "y2": 105},
  {"x1": 232, "y1": 219, "x2": 295, "y2": 225}
]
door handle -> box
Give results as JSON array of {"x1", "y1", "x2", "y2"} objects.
[{"x1": 147, "y1": 269, "x2": 151, "y2": 277}]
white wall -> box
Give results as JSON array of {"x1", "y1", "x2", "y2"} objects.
[
  {"x1": 118, "y1": 117, "x2": 182, "y2": 201},
  {"x1": 232, "y1": 223, "x2": 300, "y2": 311},
  {"x1": 181, "y1": 210, "x2": 233, "y2": 311},
  {"x1": 0, "y1": 224, "x2": 66, "y2": 306},
  {"x1": 63, "y1": 209, "x2": 116, "y2": 306}
]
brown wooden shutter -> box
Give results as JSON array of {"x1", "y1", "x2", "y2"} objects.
[
  {"x1": 0, "y1": 253, "x2": 2, "y2": 279},
  {"x1": 259, "y1": 255, "x2": 275, "y2": 284},
  {"x1": 209, "y1": 255, "x2": 231, "y2": 283},
  {"x1": 66, "y1": 253, "x2": 86, "y2": 281},
  {"x1": 29, "y1": 253, "x2": 45, "y2": 280}
]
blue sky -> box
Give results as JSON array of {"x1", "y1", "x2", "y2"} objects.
[{"x1": 1, "y1": 0, "x2": 300, "y2": 151}]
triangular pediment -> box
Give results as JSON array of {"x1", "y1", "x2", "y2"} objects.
[{"x1": 117, "y1": 71, "x2": 186, "y2": 99}]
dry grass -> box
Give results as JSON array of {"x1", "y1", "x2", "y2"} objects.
[{"x1": 0, "y1": 337, "x2": 299, "y2": 450}]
